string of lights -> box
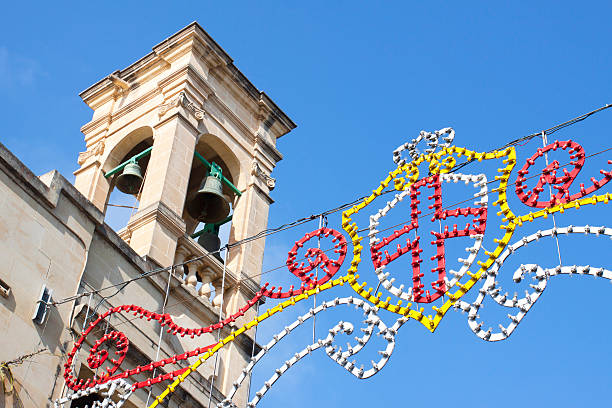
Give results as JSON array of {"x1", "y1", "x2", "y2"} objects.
[
  {"x1": 48, "y1": 142, "x2": 612, "y2": 309},
  {"x1": 48, "y1": 104, "x2": 612, "y2": 407}
]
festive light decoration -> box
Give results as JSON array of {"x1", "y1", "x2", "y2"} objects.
[
  {"x1": 219, "y1": 297, "x2": 407, "y2": 407},
  {"x1": 56, "y1": 128, "x2": 611, "y2": 408},
  {"x1": 515, "y1": 140, "x2": 612, "y2": 207},
  {"x1": 455, "y1": 225, "x2": 612, "y2": 341},
  {"x1": 147, "y1": 276, "x2": 352, "y2": 407},
  {"x1": 368, "y1": 172, "x2": 488, "y2": 304},
  {"x1": 53, "y1": 379, "x2": 133, "y2": 408},
  {"x1": 63, "y1": 298, "x2": 262, "y2": 391},
  {"x1": 392, "y1": 127, "x2": 455, "y2": 165},
  {"x1": 342, "y1": 143, "x2": 516, "y2": 330},
  {"x1": 262, "y1": 227, "x2": 347, "y2": 299}
]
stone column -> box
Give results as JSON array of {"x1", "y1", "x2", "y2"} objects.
[
  {"x1": 211, "y1": 280, "x2": 223, "y2": 308},
  {"x1": 73, "y1": 150, "x2": 111, "y2": 212},
  {"x1": 127, "y1": 112, "x2": 197, "y2": 266},
  {"x1": 173, "y1": 246, "x2": 189, "y2": 282},
  {"x1": 197, "y1": 266, "x2": 214, "y2": 300},
  {"x1": 226, "y1": 181, "x2": 273, "y2": 283},
  {"x1": 185, "y1": 259, "x2": 199, "y2": 288}
]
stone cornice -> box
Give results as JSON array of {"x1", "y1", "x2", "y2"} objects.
[
  {"x1": 0, "y1": 142, "x2": 104, "y2": 226},
  {"x1": 249, "y1": 180, "x2": 274, "y2": 205},
  {"x1": 258, "y1": 92, "x2": 297, "y2": 137},
  {"x1": 207, "y1": 93, "x2": 256, "y2": 143},
  {"x1": 108, "y1": 87, "x2": 161, "y2": 124},
  {"x1": 154, "y1": 110, "x2": 201, "y2": 138},
  {"x1": 79, "y1": 22, "x2": 295, "y2": 138},
  {"x1": 79, "y1": 87, "x2": 161, "y2": 138},
  {"x1": 254, "y1": 134, "x2": 283, "y2": 163},
  {"x1": 80, "y1": 114, "x2": 112, "y2": 136},
  {"x1": 158, "y1": 64, "x2": 215, "y2": 99},
  {"x1": 158, "y1": 91, "x2": 206, "y2": 121},
  {"x1": 127, "y1": 201, "x2": 187, "y2": 239}
]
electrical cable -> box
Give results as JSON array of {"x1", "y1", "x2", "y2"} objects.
[
  {"x1": 235, "y1": 144, "x2": 612, "y2": 284},
  {"x1": 47, "y1": 105, "x2": 612, "y2": 308},
  {"x1": 50, "y1": 143, "x2": 612, "y2": 310},
  {"x1": 40, "y1": 103, "x2": 612, "y2": 408},
  {"x1": 448, "y1": 103, "x2": 612, "y2": 174}
]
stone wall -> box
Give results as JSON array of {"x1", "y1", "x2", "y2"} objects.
[{"x1": 0, "y1": 141, "x2": 257, "y2": 407}]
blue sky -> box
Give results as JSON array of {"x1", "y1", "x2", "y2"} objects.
[{"x1": 2, "y1": 2, "x2": 611, "y2": 407}]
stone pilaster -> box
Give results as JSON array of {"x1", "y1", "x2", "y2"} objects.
[{"x1": 126, "y1": 112, "x2": 197, "y2": 266}]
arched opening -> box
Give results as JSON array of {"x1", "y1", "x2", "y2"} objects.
[
  {"x1": 103, "y1": 126, "x2": 154, "y2": 231},
  {"x1": 183, "y1": 134, "x2": 241, "y2": 260}
]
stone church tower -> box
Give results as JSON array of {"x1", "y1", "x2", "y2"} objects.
[{"x1": 0, "y1": 22, "x2": 294, "y2": 408}]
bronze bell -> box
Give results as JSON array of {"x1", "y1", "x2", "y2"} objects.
[
  {"x1": 115, "y1": 162, "x2": 143, "y2": 195},
  {"x1": 197, "y1": 231, "x2": 221, "y2": 254},
  {"x1": 186, "y1": 175, "x2": 230, "y2": 223}
]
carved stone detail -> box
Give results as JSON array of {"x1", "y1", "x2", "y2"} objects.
[
  {"x1": 77, "y1": 139, "x2": 105, "y2": 165},
  {"x1": 251, "y1": 161, "x2": 276, "y2": 190},
  {"x1": 158, "y1": 91, "x2": 205, "y2": 120}
]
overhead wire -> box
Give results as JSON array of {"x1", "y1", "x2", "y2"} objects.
[
  {"x1": 235, "y1": 144, "x2": 612, "y2": 284},
  {"x1": 65, "y1": 141, "x2": 612, "y2": 314},
  {"x1": 47, "y1": 103, "x2": 612, "y2": 308},
  {"x1": 52, "y1": 143, "x2": 612, "y2": 310},
  {"x1": 448, "y1": 103, "x2": 612, "y2": 174}
]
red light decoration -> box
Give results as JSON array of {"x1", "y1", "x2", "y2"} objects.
[
  {"x1": 56, "y1": 128, "x2": 612, "y2": 408},
  {"x1": 262, "y1": 227, "x2": 347, "y2": 299},
  {"x1": 64, "y1": 227, "x2": 347, "y2": 391},
  {"x1": 370, "y1": 174, "x2": 486, "y2": 303},
  {"x1": 515, "y1": 140, "x2": 612, "y2": 207}
]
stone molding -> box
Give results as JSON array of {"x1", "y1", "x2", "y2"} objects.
[
  {"x1": 249, "y1": 180, "x2": 274, "y2": 205},
  {"x1": 157, "y1": 65, "x2": 215, "y2": 99},
  {"x1": 126, "y1": 201, "x2": 187, "y2": 239},
  {"x1": 0, "y1": 142, "x2": 104, "y2": 226},
  {"x1": 158, "y1": 91, "x2": 206, "y2": 120},
  {"x1": 80, "y1": 22, "x2": 295, "y2": 138},
  {"x1": 77, "y1": 139, "x2": 105, "y2": 165},
  {"x1": 251, "y1": 161, "x2": 276, "y2": 190},
  {"x1": 208, "y1": 93, "x2": 257, "y2": 143},
  {"x1": 254, "y1": 134, "x2": 283, "y2": 163}
]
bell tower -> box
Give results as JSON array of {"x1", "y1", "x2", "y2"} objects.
[
  {"x1": 73, "y1": 22, "x2": 295, "y2": 403},
  {"x1": 75, "y1": 22, "x2": 294, "y2": 264}
]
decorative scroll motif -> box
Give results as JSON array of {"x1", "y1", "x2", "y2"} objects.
[
  {"x1": 63, "y1": 296, "x2": 264, "y2": 391},
  {"x1": 251, "y1": 162, "x2": 276, "y2": 190},
  {"x1": 278, "y1": 227, "x2": 347, "y2": 296},
  {"x1": 515, "y1": 140, "x2": 612, "y2": 207},
  {"x1": 219, "y1": 297, "x2": 406, "y2": 407},
  {"x1": 455, "y1": 225, "x2": 612, "y2": 341},
  {"x1": 77, "y1": 140, "x2": 105, "y2": 165},
  {"x1": 57, "y1": 128, "x2": 611, "y2": 408},
  {"x1": 158, "y1": 91, "x2": 205, "y2": 120}
]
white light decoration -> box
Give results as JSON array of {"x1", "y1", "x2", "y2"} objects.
[
  {"x1": 218, "y1": 297, "x2": 407, "y2": 407},
  {"x1": 368, "y1": 172, "x2": 488, "y2": 302},
  {"x1": 392, "y1": 127, "x2": 455, "y2": 165},
  {"x1": 53, "y1": 379, "x2": 133, "y2": 408},
  {"x1": 454, "y1": 225, "x2": 612, "y2": 341}
]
